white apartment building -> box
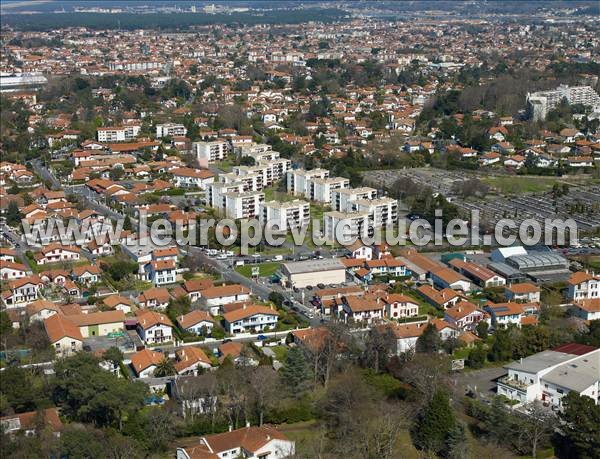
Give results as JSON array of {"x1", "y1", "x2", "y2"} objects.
[
  {"x1": 310, "y1": 176, "x2": 350, "y2": 203},
  {"x1": 324, "y1": 211, "x2": 370, "y2": 243},
  {"x1": 219, "y1": 171, "x2": 263, "y2": 192},
  {"x1": 332, "y1": 187, "x2": 378, "y2": 212},
  {"x1": 355, "y1": 197, "x2": 399, "y2": 228},
  {"x1": 233, "y1": 158, "x2": 291, "y2": 188},
  {"x1": 156, "y1": 123, "x2": 187, "y2": 138},
  {"x1": 224, "y1": 191, "x2": 265, "y2": 219},
  {"x1": 287, "y1": 168, "x2": 330, "y2": 196},
  {"x1": 527, "y1": 85, "x2": 600, "y2": 121},
  {"x1": 497, "y1": 347, "x2": 600, "y2": 409},
  {"x1": 97, "y1": 124, "x2": 141, "y2": 142},
  {"x1": 208, "y1": 182, "x2": 244, "y2": 212},
  {"x1": 259, "y1": 199, "x2": 310, "y2": 230},
  {"x1": 194, "y1": 140, "x2": 231, "y2": 166},
  {"x1": 235, "y1": 143, "x2": 279, "y2": 163}
]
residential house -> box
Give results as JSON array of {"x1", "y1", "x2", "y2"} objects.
[
  {"x1": 444, "y1": 301, "x2": 486, "y2": 331},
  {"x1": 1, "y1": 408, "x2": 63, "y2": 438},
  {"x1": 380, "y1": 294, "x2": 420, "y2": 319},
  {"x1": 1, "y1": 275, "x2": 43, "y2": 308},
  {"x1": 484, "y1": 302, "x2": 539, "y2": 328},
  {"x1": 131, "y1": 348, "x2": 164, "y2": 378},
  {"x1": 416, "y1": 285, "x2": 462, "y2": 309},
  {"x1": 176, "y1": 425, "x2": 295, "y2": 459},
  {"x1": 448, "y1": 258, "x2": 506, "y2": 288},
  {"x1": 566, "y1": 271, "x2": 600, "y2": 301},
  {"x1": 35, "y1": 243, "x2": 80, "y2": 265},
  {"x1": 222, "y1": 304, "x2": 279, "y2": 334},
  {"x1": 340, "y1": 296, "x2": 384, "y2": 324},
  {"x1": 103, "y1": 295, "x2": 135, "y2": 313},
  {"x1": 174, "y1": 347, "x2": 212, "y2": 375},
  {"x1": 65, "y1": 310, "x2": 125, "y2": 338},
  {"x1": 571, "y1": 299, "x2": 600, "y2": 322},
  {"x1": 504, "y1": 283, "x2": 541, "y2": 303},
  {"x1": 0, "y1": 261, "x2": 30, "y2": 280},
  {"x1": 431, "y1": 268, "x2": 472, "y2": 292},
  {"x1": 136, "y1": 310, "x2": 174, "y2": 344},
  {"x1": 201, "y1": 284, "x2": 251, "y2": 316},
  {"x1": 44, "y1": 314, "x2": 83, "y2": 357},
  {"x1": 178, "y1": 310, "x2": 215, "y2": 335},
  {"x1": 138, "y1": 287, "x2": 171, "y2": 310}
]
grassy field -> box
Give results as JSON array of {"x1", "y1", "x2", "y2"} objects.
[
  {"x1": 264, "y1": 186, "x2": 296, "y2": 203},
  {"x1": 482, "y1": 176, "x2": 566, "y2": 194},
  {"x1": 235, "y1": 262, "x2": 281, "y2": 278}
]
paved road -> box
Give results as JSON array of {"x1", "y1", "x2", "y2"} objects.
[
  {"x1": 453, "y1": 366, "x2": 507, "y2": 398},
  {"x1": 32, "y1": 159, "x2": 60, "y2": 190}
]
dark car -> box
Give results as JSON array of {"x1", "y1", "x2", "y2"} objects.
[{"x1": 316, "y1": 283, "x2": 326, "y2": 289}]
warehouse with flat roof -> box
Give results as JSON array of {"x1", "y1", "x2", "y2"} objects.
[{"x1": 280, "y1": 258, "x2": 346, "y2": 288}]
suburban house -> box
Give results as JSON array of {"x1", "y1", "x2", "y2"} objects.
[
  {"x1": 71, "y1": 265, "x2": 101, "y2": 284},
  {"x1": 147, "y1": 260, "x2": 177, "y2": 287},
  {"x1": 178, "y1": 310, "x2": 215, "y2": 335},
  {"x1": 35, "y1": 243, "x2": 81, "y2": 265},
  {"x1": 484, "y1": 302, "x2": 539, "y2": 328},
  {"x1": 136, "y1": 310, "x2": 174, "y2": 344},
  {"x1": 0, "y1": 408, "x2": 63, "y2": 438},
  {"x1": 504, "y1": 283, "x2": 541, "y2": 303},
  {"x1": 571, "y1": 299, "x2": 600, "y2": 322},
  {"x1": 65, "y1": 311, "x2": 125, "y2": 338},
  {"x1": 417, "y1": 285, "x2": 463, "y2": 310},
  {"x1": 179, "y1": 278, "x2": 214, "y2": 302},
  {"x1": 44, "y1": 314, "x2": 83, "y2": 357},
  {"x1": 222, "y1": 304, "x2": 279, "y2": 334},
  {"x1": 0, "y1": 260, "x2": 30, "y2": 280},
  {"x1": 103, "y1": 295, "x2": 135, "y2": 313},
  {"x1": 340, "y1": 296, "x2": 384, "y2": 323},
  {"x1": 217, "y1": 341, "x2": 258, "y2": 366},
  {"x1": 2, "y1": 275, "x2": 44, "y2": 308},
  {"x1": 566, "y1": 271, "x2": 600, "y2": 301},
  {"x1": 201, "y1": 284, "x2": 251, "y2": 315},
  {"x1": 174, "y1": 347, "x2": 212, "y2": 375},
  {"x1": 497, "y1": 344, "x2": 599, "y2": 409},
  {"x1": 444, "y1": 301, "x2": 487, "y2": 331},
  {"x1": 138, "y1": 287, "x2": 171, "y2": 310},
  {"x1": 176, "y1": 425, "x2": 295, "y2": 459},
  {"x1": 386, "y1": 322, "x2": 427, "y2": 354},
  {"x1": 380, "y1": 294, "x2": 420, "y2": 319},
  {"x1": 131, "y1": 348, "x2": 164, "y2": 378}
]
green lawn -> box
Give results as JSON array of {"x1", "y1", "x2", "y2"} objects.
[
  {"x1": 264, "y1": 186, "x2": 296, "y2": 203},
  {"x1": 482, "y1": 176, "x2": 565, "y2": 194},
  {"x1": 270, "y1": 345, "x2": 289, "y2": 362},
  {"x1": 235, "y1": 262, "x2": 281, "y2": 278}
]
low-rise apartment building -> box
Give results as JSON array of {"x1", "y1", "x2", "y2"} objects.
[{"x1": 259, "y1": 199, "x2": 310, "y2": 230}]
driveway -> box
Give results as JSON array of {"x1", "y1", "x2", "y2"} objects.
[{"x1": 453, "y1": 366, "x2": 507, "y2": 398}]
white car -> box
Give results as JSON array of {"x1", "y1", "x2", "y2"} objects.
[{"x1": 216, "y1": 254, "x2": 228, "y2": 260}]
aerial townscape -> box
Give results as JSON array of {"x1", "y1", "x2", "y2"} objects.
[{"x1": 0, "y1": 1, "x2": 599, "y2": 458}]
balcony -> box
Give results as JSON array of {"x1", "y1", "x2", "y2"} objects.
[{"x1": 498, "y1": 376, "x2": 531, "y2": 391}]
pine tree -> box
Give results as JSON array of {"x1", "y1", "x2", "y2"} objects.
[
  {"x1": 413, "y1": 389, "x2": 456, "y2": 454},
  {"x1": 280, "y1": 346, "x2": 312, "y2": 392},
  {"x1": 416, "y1": 323, "x2": 442, "y2": 353}
]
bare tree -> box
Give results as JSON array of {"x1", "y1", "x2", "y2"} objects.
[
  {"x1": 516, "y1": 401, "x2": 555, "y2": 459},
  {"x1": 248, "y1": 366, "x2": 279, "y2": 426}
]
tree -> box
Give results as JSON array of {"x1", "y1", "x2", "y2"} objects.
[
  {"x1": 59, "y1": 425, "x2": 106, "y2": 458},
  {"x1": 102, "y1": 347, "x2": 123, "y2": 366},
  {"x1": 416, "y1": 323, "x2": 442, "y2": 353},
  {"x1": 52, "y1": 353, "x2": 146, "y2": 430},
  {"x1": 475, "y1": 320, "x2": 489, "y2": 339},
  {"x1": 517, "y1": 401, "x2": 554, "y2": 459},
  {"x1": 412, "y1": 389, "x2": 456, "y2": 455},
  {"x1": 239, "y1": 155, "x2": 256, "y2": 166},
  {"x1": 280, "y1": 347, "x2": 312, "y2": 393},
  {"x1": 248, "y1": 366, "x2": 279, "y2": 426},
  {"x1": 268, "y1": 291, "x2": 285, "y2": 308},
  {"x1": 154, "y1": 357, "x2": 176, "y2": 377},
  {"x1": 445, "y1": 422, "x2": 469, "y2": 459},
  {"x1": 6, "y1": 200, "x2": 22, "y2": 227},
  {"x1": 362, "y1": 326, "x2": 396, "y2": 373},
  {"x1": 122, "y1": 215, "x2": 132, "y2": 231},
  {"x1": 0, "y1": 310, "x2": 13, "y2": 336},
  {"x1": 559, "y1": 392, "x2": 600, "y2": 459},
  {"x1": 466, "y1": 344, "x2": 486, "y2": 369}
]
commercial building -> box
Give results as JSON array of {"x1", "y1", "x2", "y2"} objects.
[
  {"x1": 497, "y1": 344, "x2": 600, "y2": 409},
  {"x1": 259, "y1": 199, "x2": 310, "y2": 230},
  {"x1": 281, "y1": 258, "x2": 346, "y2": 288}
]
